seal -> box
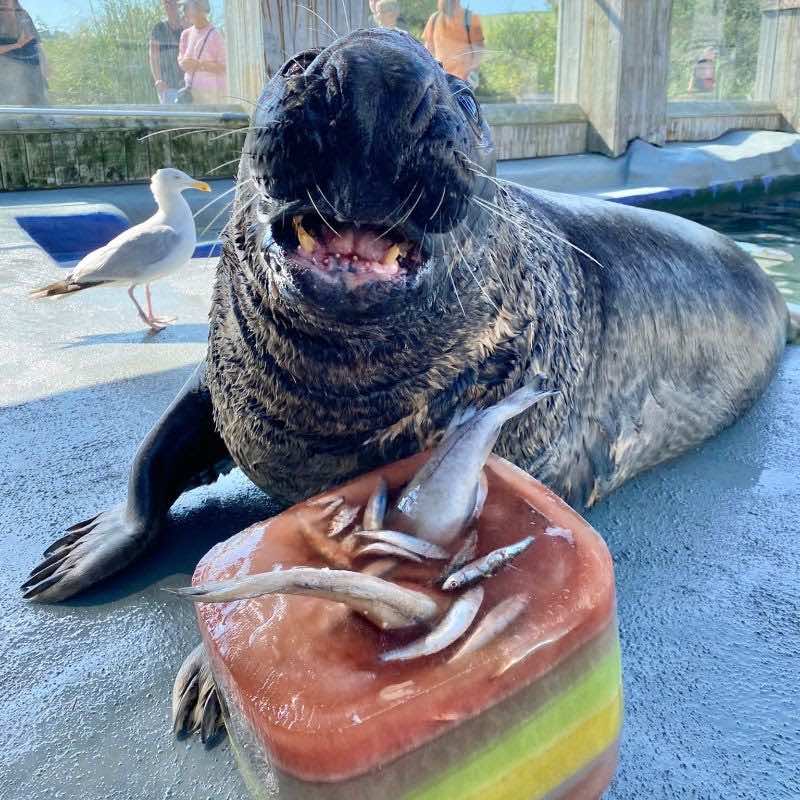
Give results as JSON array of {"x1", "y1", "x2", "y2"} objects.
[{"x1": 23, "y1": 28, "x2": 788, "y2": 610}]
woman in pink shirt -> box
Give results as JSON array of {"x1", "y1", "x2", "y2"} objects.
[{"x1": 177, "y1": 0, "x2": 226, "y2": 105}]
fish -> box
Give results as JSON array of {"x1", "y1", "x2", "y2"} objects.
[
  {"x1": 354, "y1": 530, "x2": 449, "y2": 560},
  {"x1": 439, "y1": 528, "x2": 479, "y2": 583},
  {"x1": 362, "y1": 478, "x2": 388, "y2": 530},
  {"x1": 448, "y1": 594, "x2": 528, "y2": 661},
  {"x1": 355, "y1": 542, "x2": 424, "y2": 563},
  {"x1": 442, "y1": 536, "x2": 535, "y2": 591},
  {"x1": 380, "y1": 587, "x2": 484, "y2": 662},
  {"x1": 169, "y1": 567, "x2": 440, "y2": 630},
  {"x1": 393, "y1": 377, "x2": 556, "y2": 546}
]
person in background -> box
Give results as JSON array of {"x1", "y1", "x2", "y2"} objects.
[
  {"x1": 177, "y1": 0, "x2": 227, "y2": 105},
  {"x1": 149, "y1": 0, "x2": 186, "y2": 104},
  {"x1": 688, "y1": 46, "x2": 717, "y2": 96},
  {"x1": 373, "y1": 0, "x2": 407, "y2": 31},
  {"x1": 422, "y1": 0, "x2": 484, "y2": 85},
  {"x1": 0, "y1": 0, "x2": 47, "y2": 106}
]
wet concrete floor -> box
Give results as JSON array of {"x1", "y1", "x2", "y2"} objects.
[{"x1": 1, "y1": 212, "x2": 798, "y2": 799}]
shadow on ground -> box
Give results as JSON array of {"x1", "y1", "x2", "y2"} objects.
[
  {"x1": 62, "y1": 323, "x2": 210, "y2": 348},
  {"x1": 2, "y1": 350, "x2": 799, "y2": 800}
]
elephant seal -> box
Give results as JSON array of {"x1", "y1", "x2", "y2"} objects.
[{"x1": 23, "y1": 31, "x2": 787, "y2": 618}]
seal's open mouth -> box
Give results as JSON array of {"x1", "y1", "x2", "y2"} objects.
[{"x1": 272, "y1": 210, "x2": 426, "y2": 290}]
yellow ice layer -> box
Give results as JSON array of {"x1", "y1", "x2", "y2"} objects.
[{"x1": 407, "y1": 639, "x2": 623, "y2": 800}]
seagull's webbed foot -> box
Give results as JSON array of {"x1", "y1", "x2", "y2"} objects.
[{"x1": 21, "y1": 503, "x2": 157, "y2": 602}]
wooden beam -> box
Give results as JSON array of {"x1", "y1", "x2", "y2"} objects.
[
  {"x1": 755, "y1": 1, "x2": 800, "y2": 129},
  {"x1": 224, "y1": 0, "x2": 371, "y2": 107},
  {"x1": 559, "y1": 0, "x2": 672, "y2": 157}
]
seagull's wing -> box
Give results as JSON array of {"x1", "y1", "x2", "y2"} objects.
[{"x1": 70, "y1": 224, "x2": 182, "y2": 285}]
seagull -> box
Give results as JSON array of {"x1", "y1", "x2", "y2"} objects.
[{"x1": 31, "y1": 168, "x2": 211, "y2": 332}]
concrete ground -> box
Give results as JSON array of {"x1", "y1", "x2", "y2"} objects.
[{"x1": 1, "y1": 208, "x2": 798, "y2": 800}]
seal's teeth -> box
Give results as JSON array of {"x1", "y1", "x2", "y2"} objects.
[
  {"x1": 293, "y1": 215, "x2": 316, "y2": 254},
  {"x1": 383, "y1": 244, "x2": 400, "y2": 266}
]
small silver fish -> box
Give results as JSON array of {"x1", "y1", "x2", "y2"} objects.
[
  {"x1": 355, "y1": 542, "x2": 424, "y2": 563},
  {"x1": 439, "y1": 528, "x2": 478, "y2": 583},
  {"x1": 442, "y1": 536, "x2": 535, "y2": 591},
  {"x1": 394, "y1": 377, "x2": 557, "y2": 546},
  {"x1": 362, "y1": 478, "x2": 388, "y2": 530},
  {"x1": 448, "y1": 594, "x2": 528, "y2": 661},
  {"x1": 355, "y1": 529, "x2": 449, "y2": 560},
  {"x1": 380, "y1": 587, "x2": 484, "y2": 662}
]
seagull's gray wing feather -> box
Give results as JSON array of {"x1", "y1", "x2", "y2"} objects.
[{"x1": 71, "y1": 225, "x2": 182, "y2": 284}]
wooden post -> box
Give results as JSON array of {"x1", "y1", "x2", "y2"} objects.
[
  {"x1": 555, "y1": 0, "x2": 585, "y2": 104},
  {"x1": 224, "y1": 0, "x2": 371, "y2": 107},
  {"x1": 558, "y1": 0, "x2": 672, "y2": 157},
  {"x1": 225, "y1": 0, "x2": 267, "y2": 107},
  {"x1": 754, "y1": 1, "x2": 800, "y2": 130}
]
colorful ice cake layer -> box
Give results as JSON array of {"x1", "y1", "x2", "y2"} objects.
[{"x1": 193, "y1": 453, "x2": 623, "y2": 800}]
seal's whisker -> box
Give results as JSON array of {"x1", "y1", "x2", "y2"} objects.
[
  {"x1": 209, "y1": 127, "x2": 253, "y2": 142},
  {"x1": 192, "y1": 183, "x2": 240, "y2": 221},
  {"x1": 315, "y1": 183, "x2": 345, "y2": 221},
  {"x1": 340, "y1": 0, "x2": 351, "y2": 34},
  {"x1": 473, "y1": 195, "x2": 608, "y2": 272},
  {"x1": 222, "y1": 94, "x2": 270, "y2": 114},
  {"x1": 381, "y1": 188, "x2": 424, "y2": 240},
  {"x1": 456, "y1": 152, "x2": 488, "y2": 174},
  {"x1": 295, "y1": 2, "x2": 340, "y2": 39},
  {"x1": 213, "y1": 191, "x2": 260, "y2": 242},
  {"x1": 307, "y1": 189, "x2": 339, "y2": 237},
  {"x1": 429, "y1": 186, "x2": 447, "y2": 221},
  {"x1": 199, "y1": 179, "x2": 258, "y2": 240},
  {"x1": 207, "y1": 158, "x2": 241, "y2": 175},
  {"x1": 379, "y1": 182, "x2": 420, "y2": 227},
  {"x1": 450, "y1": 231, "x2": 499, "y2": 313},
  {"x1": 449, "y1": 270, "x2": 467, "y2": 318},
  {"x1": 198, "y1": 198, "x2": 236, "y2": 240},
  {"x1": 137, "y1": 126, "x2": 227, "y2": 142}
]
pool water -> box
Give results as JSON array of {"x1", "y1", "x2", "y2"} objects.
[{"x1": 679, "y1": 191, "x2": 800, "y2": 305}]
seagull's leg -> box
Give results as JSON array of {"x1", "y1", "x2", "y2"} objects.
[
  {"x1": 145, "y1": 283, "x2": 154, "y2": 319},
  {"x1": 128, "y1": 285, "x2": 165, "y2": 332},
  {"x1": 145, "y1": 283, "x2": 176, "y2": 327}
]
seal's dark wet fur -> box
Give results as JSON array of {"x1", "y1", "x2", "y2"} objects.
[
  {"x1": 208, "y1": 28, "x2": 786, "y2": 506},
  {"x1": 24, "y1": 28, "x2": 787, "y2": 603}
]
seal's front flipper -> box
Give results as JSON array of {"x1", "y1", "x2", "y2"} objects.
[
  {"x1": 22, "y1": 504, "x2": 154, "y2": 601},
  {"x1": 172, "y1": 643, "x2": 225, "y2": 746},
  {"x1": 23, "y1": 362, "x2": 233, "y2": 602}
]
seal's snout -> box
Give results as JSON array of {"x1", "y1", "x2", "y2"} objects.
[{"x1": 246, "y1": 28, "x2": 496, "y2": 313}]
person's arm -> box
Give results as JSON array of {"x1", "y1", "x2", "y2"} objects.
[
  {"x1": 421, "y1": 15, "x2": 435, "y2": 55},
  {"x1": 177, "y1": 29, "x2": 196, "y2": 73},
  {"x1": 149, "y1": 30, "x2": 165, "y2": 91},
  {"x1": 468, "y1": 16, "x2": 485, "y2": 72},
  {"x1": 0, "y1": 31, "x2": 33, "y2": 55}
]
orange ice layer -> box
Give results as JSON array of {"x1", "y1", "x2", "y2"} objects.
[{"x1": 193, "y1": 453, "x2": 616, "y2": 783}]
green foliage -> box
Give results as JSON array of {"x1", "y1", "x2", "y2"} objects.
[
  {"x1": 396, "y1": 3, "x2": 558, "y2": 101},
  {"x1": 400, "y1": 0, "x2": 436, "y2": 36},
  {"x1": 41, "y1": 0, "x2": 163, "y2": 106},
  {"x1": 478, "y1": 9, "x2": 557, "y2": 101},
  {"x1": 668, "y1": 0, "x2": 760, "y2": 100}
]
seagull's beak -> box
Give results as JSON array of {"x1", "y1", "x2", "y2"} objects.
[{"x1": 191, "y1": 180, "x2": 212, "y2": 192}]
